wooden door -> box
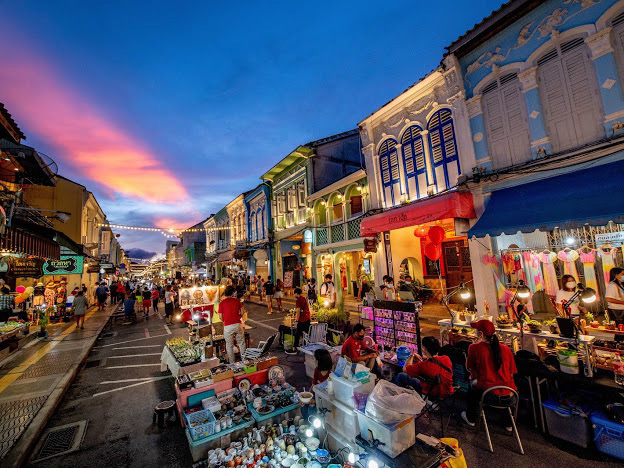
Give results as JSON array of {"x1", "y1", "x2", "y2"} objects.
[{"x1": 442, "y1": 239, "x2": 474, "y2": 304}]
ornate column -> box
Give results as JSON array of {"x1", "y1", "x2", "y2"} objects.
[
  {"x1": 518, "y1": 66, "x2": 551, "y2": 158},
  {"x1": 586, "y1": 28, "x2": 624, "y2": 133}
]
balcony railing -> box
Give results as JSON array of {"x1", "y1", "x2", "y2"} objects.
[
  {"x1": 316, "y1": 227, "x2": 328, "y2": 245},
  {"x1": 347, "y1": 217, "x2": 361, "y2": 239},
  {"x1": 330, "y1": 224, "x2": 344, "y2": 243},
  {"x1": 314, "y1": 216, "x2": 364, "y2": 246}
]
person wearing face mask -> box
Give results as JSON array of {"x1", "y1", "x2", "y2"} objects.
[
  {"x1": 555, "y1": 274, "x2": 586, "y2": 318},
  {"x1": 341, "y1": 323, "x2": 378, "y2": 369},
  {"x1": 382, "y1": 276, "x2": 396, "y2": 300},
  {"x1": 606, "y1": 267, "x2": 624, "y2": 326},
  {"x1": 320, "y1": 274, "x2": 336, "y2": 308}
]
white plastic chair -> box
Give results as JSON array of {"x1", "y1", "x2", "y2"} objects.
[
  {"x1": 479, "y1": 386, "x2": 524, "y2": 455},
  {"x1": 302, "y1": 322, "x2": 328, "y2": 346},
  {"x1": 243, "y1": 332, "x2": 278, "y2": 360}
]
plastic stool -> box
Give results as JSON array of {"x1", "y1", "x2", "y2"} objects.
[{"x1": 153, "y1": 400, "x2": 177, "y2": 428}]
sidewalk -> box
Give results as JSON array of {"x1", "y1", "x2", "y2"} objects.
[{"x1": 0, "y1": 303, "x2": 117, "y2": 468}]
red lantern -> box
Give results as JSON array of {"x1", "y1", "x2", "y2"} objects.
[
  {"x1": 414, "y1": 226, "x2": 427, "y2": 238},
  {"x1": 427, "y1": 226, "x2": 446, "y2": 244},
  {"x1": 116, "y1": 234, "x2": 121, "y2": 238},
  {"x1": 16, "y1": 285, "x2": 25, "y2": 294},
  {"x1": 424, "y1": 242, "x2": 442, "y2": 261}
]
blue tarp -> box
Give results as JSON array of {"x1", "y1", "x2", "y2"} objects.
[{"x1": 468, "y1": 159, "x2": 624, "y2": 238}]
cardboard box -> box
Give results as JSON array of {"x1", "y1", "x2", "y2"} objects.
[
  {"x1": 211, "y1": 368, "x2": 234, "y2": 383},
  {"x1": 257, "y1": 357, "x2": 278, "y2": 370}
]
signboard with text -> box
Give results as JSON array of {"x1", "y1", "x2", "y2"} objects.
[
  {"x1": 595, "y1": 231, "x2": 624, "y2": 247},
  {"x1": 7, "y1": 257, "x2": 44, "y2": 278},
  {"x1": 43, "y1": 255, "x2": 84, "y2": 275}
]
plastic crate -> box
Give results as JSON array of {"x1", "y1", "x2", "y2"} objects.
[
  {"x1": 452, "y1": 363, "x2": 469, "y2": 393},
  {"x1": 184, "y1": 409, "x2": 216, "y2": 441},
  {"x1": 326, "y1": 427, "x2": 363, "y2": 456},
  {"x1": 330, "y1": 374, "x2": 375, "y2": 409},
  {"x1": 542, "y1": 399, "x2": 591, "y2": 448},
  {"x1": 591, "y1": 411, "x2": 624, "y2": 461},
  {"x1": 314, "y1": 384, "x2": 360, "y2": 441},
  {"x1": 243, "y1": 363, "x2": 257, "y2": 374},
  {"x1": 356, "y1": 409, "x2": 415, "y2": 458}
]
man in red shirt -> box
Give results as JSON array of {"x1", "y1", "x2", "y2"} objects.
[
  {"x1": 395, "y1": 336, "x2": 453, "y2": 399},
  {"x1": 291, "y1": 287, "x2": 311, "y2": 353},
  {"x1": 462, "y1": 319, "x2": 518, "y2": 431},
  {"x1": 341, "y1": 323, "x2": 377, "y2": 369},
  {"x1": 218, "y1": 286, "x2": 247, "y2": 363}
]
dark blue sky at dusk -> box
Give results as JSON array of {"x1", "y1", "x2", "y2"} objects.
[{"x1": 0, "y1": 0, "x2": 504, "y2": 257}]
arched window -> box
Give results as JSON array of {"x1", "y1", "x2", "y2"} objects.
[
  {"x1": 314, "y1": 200, "x2": 327, "y2": 226},
  {"x1": 427, "y1": 109, "x2": 460, "y2": 192},
  {"x1": 250, "y1": 212, "x2": 257, "y2": 241},
  {"x1": 537, "y1": 36, "x2": 604, "y2": 151},
  {"x1": 378, "y1": 139, "x2": 400, "y2": 206},
  {"x1": 482, "y1": 73, "x2": 531, "y2": 169},
  {"x1": 401, "y1": 126, "x2": 428, "y2": 200}
]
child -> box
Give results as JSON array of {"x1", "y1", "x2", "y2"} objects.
[{"x1": 301, "y1": 348, "x2": 334, "y2": 422}]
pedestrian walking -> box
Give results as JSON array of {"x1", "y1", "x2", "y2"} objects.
[
  {"x1": 307, "y1": 277, "x2": 318, "y2": 306},
  {"x1": 141, "y1": 287, "x2": 151, "y2": 319},
  {"x1": 73, "y1": 290, "x2": 88, "y2": 330},
  {"x1": 151, "y1": 287, "x2": 159, "y2": 313},
  {"x1": 95, "y1": 282, "x2": 109, "y2": 311},
  {"x1": 110, "y1": 280, "x2": 118, "y2": 304},
  {"x1": 218, "y1": 285, "x2": 246, "y2": 363},
  {"x1": 164, "y1": 285, "x2": 175, "y2": 324},
  {"x1": 292, "y1": 287, "x2": 311, "y2": 352},
  {"x1": 263, "y1": 276, "x2": 275, "y2": 315},
  {"x1": 275, "y1": 278, "x2": 284, "y2": 312},
  {"x1": 116, "y1": 281, "x2": 125, "y2": 304}
]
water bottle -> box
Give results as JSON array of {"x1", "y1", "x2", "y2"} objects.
[{"x1": 613, "y1": 352, "x2": 624, "y2": 386}]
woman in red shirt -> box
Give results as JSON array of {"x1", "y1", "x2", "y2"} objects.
[
  {"x1": 291, "y1": 287, "x2": 311, "y2": 353},
  {"x1": 462, "y1": 320, "x2": 517, "y2": 431},
  {"x1": 218, "y1": 286, "x2": 247, "y2": 363}
]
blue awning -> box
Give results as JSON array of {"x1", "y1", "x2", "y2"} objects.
[{"x1": 468, "y1": 159, "x2": 624, "y2": 238}]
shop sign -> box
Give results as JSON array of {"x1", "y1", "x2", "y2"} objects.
[
  {"x1": 235, "y1": 240, "x2": 246, "y2": 250},
  {"x1": 43, "y1": 255, "x2": 84, "y2": 275},
  {"x1": 364, "y1": 238, "x2": 378, "y2": 253},
  {"x1": 595, "y1": 231, "x2": 624, "y2": 247},
  {"x1": 303, "y1": 229, "x2": 313, "y2": 244},
  {"x1": 7, "y1": 257, "x2": 44, "y2": 277},
  {"x1": 87, "y1": 264, "x2": 101, "y2": 273}
]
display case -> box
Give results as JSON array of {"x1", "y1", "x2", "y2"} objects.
[{"x1": 372, "y1": 300, "x2": 422, "y2": 354}]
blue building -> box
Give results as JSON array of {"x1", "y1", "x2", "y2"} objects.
[
  {"x1": 445, "y1": 0, "x2": 624, "y2": 312},
  {"x1": 244, "y1": 183, "x2": 272, "y2": 280}
]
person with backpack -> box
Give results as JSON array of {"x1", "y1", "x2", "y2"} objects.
[{"x1": 307, "y1": 277, "x2": 317, "y2": 305}]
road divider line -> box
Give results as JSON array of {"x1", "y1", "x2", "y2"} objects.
[
  {"x1": 246, "y1": 318, "x2": 278, "y2": 332},
  {"x1": 110, "y1": 345, "x2": 162, "y2": 350},
  {"x1": 144, "y1": 328, "x2": 151, "y2": 338},
  {"x1": 95, "y1": 333, "x2": 168, "y2": 348},
  {"x1": 107, "y1": 353, "x2": 162, "y2": 359},
  {"x1": 164, "y1": 324, "x2": 171, "y2": 335},
  {"x1": 99, "y1": 378, "x2": 154, "y2": 384},
  {"x1": 93, "y1": 375, "x2": 171, "y2": 397}
]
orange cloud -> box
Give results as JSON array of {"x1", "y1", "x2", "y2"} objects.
[{"x1": 0, "y1": 47, "x2": 188, "y2": 204}]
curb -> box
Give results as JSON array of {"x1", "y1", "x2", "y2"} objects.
[{"x1": 3, "y1": 304, "x2": 117, "y2": 468}]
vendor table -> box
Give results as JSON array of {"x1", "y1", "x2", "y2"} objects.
[
  {"x1": 185, "y1": 419, "x2": 254, "y2": 462},
  {"x1": 160, "y1": 346, "x2": 219, "y2": 376},
  {"x1": 247, "y1": 402, "x2": 300, "y2": 425}
]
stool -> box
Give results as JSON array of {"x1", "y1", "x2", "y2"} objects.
[
  {"x1": 479, "y1": 386, "x2": 524, "y2": 455},
  {"x1": 153, "y1": 400, "x2": 177, "y2": 428}
]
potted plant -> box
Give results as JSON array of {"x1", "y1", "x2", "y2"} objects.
[
  {"x1": 526, "y1": 319, "x2": 542, "y2": 334},
  {"x1": 585, "y1": 312, "x2": 599, "y2": 328},
  {"x1": 38, "y1": 307, "x2": 53, "y2": 338},
  {"x1": 543, "y1": 318, "x2": 558, "y2": 334},
  {"x1": 603, "y1": 311, "x2": 617, "y2": 330}
]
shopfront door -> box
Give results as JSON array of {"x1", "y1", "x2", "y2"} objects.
[{"x1": 442, "y1": 239, "x2": 473, "y2": 303}]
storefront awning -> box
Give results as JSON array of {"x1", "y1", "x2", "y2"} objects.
[
  {"x1": 274, "y1": 224, "x2": 306, "y2": 241},
  {"x1": 360, "y1": 191, "x2": 475, "y2": 236},
  {"x1": 217, "y1": 250, "x2": 234, "y2": 264},
  {"x1": 468, "y1": 158, "x2": 624, "y2": 238}
]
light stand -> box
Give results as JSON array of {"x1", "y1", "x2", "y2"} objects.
[
  {"x1": 561, "y1": 283, "x2": 596, "y2": 345},
  {"x1": 443, "y1": 282, "x2": 472, "y2": 329}
]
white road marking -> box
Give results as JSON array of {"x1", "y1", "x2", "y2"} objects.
[
  {"x1": 144, "y1": 328, "x2": 151, "y2": 338},
  {"x1": 99, "y1": 377, "x2": 154, "y2": 384},
  {"x1": 111, "y1": 345, "x2": 162, "y2": 350},
  {"x1": 107, "y1": 353, "x2": 162, "y2": 359},
  {"x1": 246, "y1": 318, "x2": 278, "y2": 332},
  {"x1": 93, "y1": 375, "x2": 171, "y2": 397},
  {"x1": 104, "y1": 363, "x2": 161, "y2": 369},
  {"x1": 164, "y1": 324, "x2": 172, "y2": 335},
  {"x1": 94, "y1": 334, "x2": 168, "y2": 348}
]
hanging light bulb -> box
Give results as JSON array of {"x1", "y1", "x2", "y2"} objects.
[{"x1": 516, "y1": 280, "x2": 531, "y2": 299}]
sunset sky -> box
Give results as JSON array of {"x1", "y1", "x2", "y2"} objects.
[{"x1": 0, "y1": 0, "x2": 503, "y2": 257}]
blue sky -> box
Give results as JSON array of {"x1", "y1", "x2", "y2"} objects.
[{"x1": 0, "y1": 0, "x2": 504, "y2": 256}]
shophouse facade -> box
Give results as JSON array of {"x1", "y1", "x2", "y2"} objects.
[
  {"x1": 244, "y1": 183, "x2": 272, "y2": 280},
  {"x1": 261, "y1": 130, "x2": 363, "y2": 291},
  {"x1": 446, "y1": 0, "x2": 624, "y2": 314},
  {"x1": 358, "y1": 64, "x2": 477, "y2": 302}
]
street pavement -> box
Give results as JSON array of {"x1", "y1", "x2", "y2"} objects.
[{"x1": 15, "y1": 300, "x2": 622, "y2": 468}]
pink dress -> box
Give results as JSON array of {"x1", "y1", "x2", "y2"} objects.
[
  {"x1": 579, "y1": 250, "x2": 598, "y2": 297},
  {"x1": 557, "y1": 249, "x2": 579, "y2": 282},
  {"x1": 522, "y1": 251, "x2": 544, "y2": 292},
  {"x1": 598, "y1": 248, "x2": 617, "y2": 286},
  {"x1": 539, "y1": 252, "x2": 558, "y2": 296}
]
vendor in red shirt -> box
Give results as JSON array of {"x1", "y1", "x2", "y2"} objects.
[
  {"x1": 395, "y1": 336, "x2": 453, "y2": 399},
  {"x1": 218, "y1": 286, "x2": 247, "y2": 364},
  {"x1": 341, "y1": 323, "x2": 377, "y2": 369},
  {"x1": 462, "y1": 319, "x2": 518, "y2": 431},
  {"x1": 291, "y1": 287, "x2": 311, "y2": 353}
]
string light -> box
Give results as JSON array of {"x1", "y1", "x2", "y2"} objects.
[{"x1": 98, "y1": 223, "x2": 230, "y2": 233}]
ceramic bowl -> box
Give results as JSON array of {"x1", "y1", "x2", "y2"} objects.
[
  {"x1": 298, "y1": 392, "x2": 313, "y2": 404},
  {"x1": 305, "y1": 437, "x2": 320, "y2": 451}
]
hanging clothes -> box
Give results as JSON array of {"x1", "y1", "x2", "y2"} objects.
[
  {"x1": 557, "y1": 249, "x2": 579, "y2": 282},
  {"x1": 598, "y1": 247, "x2": 617, "y2": 286},
  {"x1": 578, "y1": 249, "x2": 599, "y2": 298},
  {"x1": 482, "y1": 254, "x2": 513, "y2": 309},
  {"x1": 522, "y1": 251, "x2": 544, "y2": 292},
  {"x1": 539, "y1": 251, "x2": 558, "y2": 296}
]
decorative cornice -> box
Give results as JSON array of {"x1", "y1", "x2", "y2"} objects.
[{"x1": 586, "y1": 27, "x2": 614, "y2": 60}]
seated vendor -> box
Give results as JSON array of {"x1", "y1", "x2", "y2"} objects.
[
  {"x1": 341, "y1": 323, "x2": 377, "y2": 369},
  {"x1": 395, "y1": 337, "x2": 453, "y2": 399},
  {"x1": 555, "y1": 274, "x2": 586, "y2": 318}
]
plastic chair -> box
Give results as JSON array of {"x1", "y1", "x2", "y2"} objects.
[
  {"x1": 478, "y1": 386, "x2": 524, "y2": 455},
  {"x1": 302, "y1": 322, "x2": 328, "y2": 346},
  {"x1": 412, "y1": 375, "x2": 457, "y2": 437}
]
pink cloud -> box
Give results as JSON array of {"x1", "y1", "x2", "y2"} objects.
[{"x1": 0, "y1": 44, "x2": 189, "y2": 204}]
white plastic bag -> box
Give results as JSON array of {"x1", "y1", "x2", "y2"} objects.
[{"x1": 365, "y1": 380, "x2": 425, "y2": 424}]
